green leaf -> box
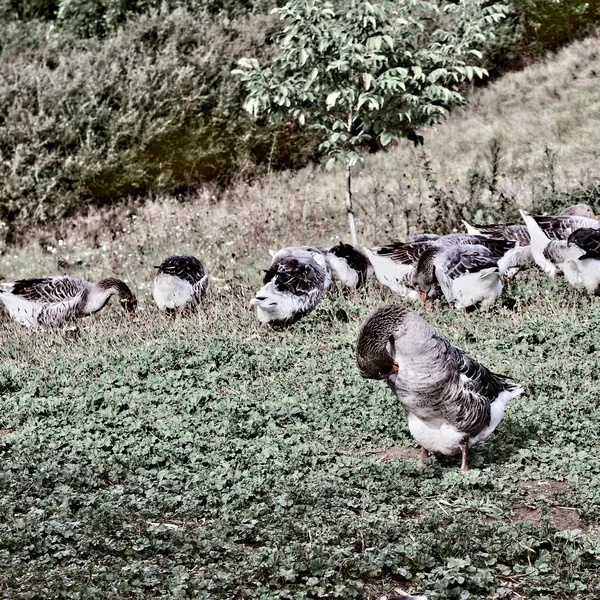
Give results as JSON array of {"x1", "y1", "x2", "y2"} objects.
[
  {"x1": 380, "y1": 131, "x2": 393, "y2": 146},
  {"x1": 325, "y1": 157, "x2": 336, "y2": 171},
  {"x1": 326, "y1": 91, "x2": 341, "y2": 109}
]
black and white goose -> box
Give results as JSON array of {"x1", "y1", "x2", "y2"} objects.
[
  {"x1": 251, "y1": 247, "x2": 328, "y2": 325},
  {"x1": 413, "y1": 244, "x2": 503, "y2": 309},
  {"x1": 0, "y1": 276, "x2": 136, "y2": 328},
  {"x1": 521, "y1": 208, "x2": 600, "y2": 277},
  {"x1": 356, "y1": 305, "x2": 523, "y2": 471},
  {"x1": 364, "y1": 234, "x2": 515, "y2": 300},
  {"x1": 325, "y1": 242, "x2": 371, "y2": 289},
  {"x1": 152, "y1": 255, "x2": 208, "y2": 311}
]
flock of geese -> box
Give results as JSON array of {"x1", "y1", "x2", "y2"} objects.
[{"x1": 1, "y1": 203, "x2": 597, "y2": 470}]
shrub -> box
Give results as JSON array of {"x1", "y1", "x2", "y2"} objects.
[{"x1": 0, "y1": 8, "x2": 319, "y2": 229}]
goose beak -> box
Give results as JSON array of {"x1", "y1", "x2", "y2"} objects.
[
  {"x1": 389, "y1": 361, "x2": 399, "y2": 375},
  {"x1": 417, "y1": 290, "x2": 428, "y2": 304}
]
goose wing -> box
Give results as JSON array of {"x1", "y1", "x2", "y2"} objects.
[
  {"x1": 156, "y1": 255, "x2": 206, "y2": 284},
  {"x1": 568, "y1": 228, "x2": 600, "y2": 260},
  {"x1": 9, "y1": 277, "x2": 87, "y2": 304},
  {"x1": 326, "y1": 242, "x2": 370, "y2": 287},
  {"x1": 437, "y1": 234, "x2": 516, "y2": 259},
  {"x1": 441, "y1": 246, "x2": 498, "y2": 281},
  {"x1": 531, "y1": 215, "x2": 599, "y2": 240},
  {"x1": 372, "y1": 241, "x2": 430, "y2": 264},
  {"x1": 264, "y1": 256, "x2": 325, "y2": 296},
  {"x1": 463, "y1": 223, "x2": 530, "y2": 245},
  {"x1": 440, "y1": 338, "x2": 516, "y2": 435}
]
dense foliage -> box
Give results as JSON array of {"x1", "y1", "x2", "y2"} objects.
[{"x1": 0, "y1": 0, "x2": 598, "y2": 229}]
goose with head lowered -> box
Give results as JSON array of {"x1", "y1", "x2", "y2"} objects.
[
  {"x1": 364, "y1": 234, "x2": 515, "y2": 300},
  {"x1": 251, "y1": 247, "x2": 328, "y2": 325},
  {"x1": 0, "y1": 276, "x2": 137, "y2": 328},
  {"x1": 356, "y1": 304, "x2": 523, "y2": 471},
  {"x1": 412, "y1": 244, "x2": 503, "y2": 310},
  {"x1": 152, "y1": 255, "x2": 208, "y2": 311}
]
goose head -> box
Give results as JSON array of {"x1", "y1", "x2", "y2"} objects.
[
  {"x1": 356, "y1": 305, "x2": 409, "y2": 380},
  {"x1": 412, "y1": 246, "x2": 439, "y2": 303},
  {"x1": 560, "y1": 204, "x2": 597, "y2": 219},
  {"x1": 97, "y1": 278, "x2": 137, "y2": 315}
]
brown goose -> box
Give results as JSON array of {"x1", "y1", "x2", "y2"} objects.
[
  {"x1": 356, "y1": 305, "x2": 523, "y2": 471},
  {"x1": 0, "y1": 276, "x2": 136, "y2": 328}
]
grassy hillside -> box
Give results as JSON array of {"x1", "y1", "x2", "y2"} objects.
[{"x1": 1, "y1": 34, "x2": 600, "y2": 600}]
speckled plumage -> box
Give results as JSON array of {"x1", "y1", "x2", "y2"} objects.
[
  {"x1": 251, "y1": 247, "x2": 328, "y2": 325},
  {"x1": 0, "y1": 276, "x2": 136, "y2": 328},
  {"x1": 356, "y1": 305, "x2": 523, "y2": 469}
]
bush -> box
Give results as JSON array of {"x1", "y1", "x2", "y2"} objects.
[{"x1": 0, "y1": 8, "x2": 319, "y2": 228}]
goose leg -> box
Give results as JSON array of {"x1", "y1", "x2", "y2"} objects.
[
  {"x1": 459, "y1": 441, "x2": 469, "y2": 472},
  {"x1": 417, "y1": 446, "x2": 428, "y2": 468}
]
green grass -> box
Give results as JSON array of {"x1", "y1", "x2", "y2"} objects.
[
  {"x1": 1, "y1": 273, "x2": 600, "y2": 599},
  {"x1": 1, "y1": 32, "x2": 600, "y2": 600}
]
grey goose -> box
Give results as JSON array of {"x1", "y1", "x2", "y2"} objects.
[
  {"x1": 0, "y1": 276, "x2": 136, "y2": 328},
  {"x1": 356, "y1": 305, "x2": 523, "y2": 471}
]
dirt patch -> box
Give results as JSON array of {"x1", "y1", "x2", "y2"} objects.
[
  {"x1": 511, "y1": 506, "x2": 581, "y2": 530},
  {"x1": 365, "y1": 447, "x2": 420, "y2": 462},
  {"x1": 521, "y1": 478, "x2": 568, "y2": 498},
  {"x1": 0, "y1": 429, "x2": 13, "y2": 436},
  {"x1": 342, "y1": 446, "x2": 420, "y2": 462}
]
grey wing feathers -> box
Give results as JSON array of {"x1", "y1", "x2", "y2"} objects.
[
  {"x1": 10, "y1": 277, "x2": 87, "y2": 303},
  {"x1": 374, "y1": 241, "x2": 430, "y2": 264},
  {"x1": 438, "y1": 234, "x2": 516, "y2": 258},
  {"x1": 470, "y1": 224, "x2": 530, "y2": 245},
  {"x1": 442, "y1": 246, "x2": 498, "y2": 281},
  {"x1": 532, "y1": 215, "x2": 599, "y2": 240}
]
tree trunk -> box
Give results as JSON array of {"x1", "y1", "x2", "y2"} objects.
[{"x1": 344, "y1": 159, "x2": 358, "y2": 246}]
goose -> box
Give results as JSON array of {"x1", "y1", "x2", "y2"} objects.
[
  {"x1": 413, "y1": 244, "x2": 503, "y2": 309},
  {"x1": 152, "y1": 255, "x2": 208, "y2": 311},
  {"x1": 0, "y1": 276, "x2": 136, "y2": 328},
  {"x1": 325, "y1": 242, "x2": 371, "y2": 289},
  {"x1": 520, "y1": 209, "x2": 600, "y2": 277},
  {"x1": 364, "y1": 234, "x2": 515, "y2": 299},
  {"x1": 356, "y1": 304, "x2": 523, "y2": 471},
  {"x1": 464, "y1": 203, "x2": 597, "y2": 243},
  {"x1": 251, "y1": 248, "x2": 328, "y2": 325},
  {"x1": 565, "y1": 228, "x2": 600, "y2": 294}
]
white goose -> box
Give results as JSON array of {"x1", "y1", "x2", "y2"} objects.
[
  {"x1": 152, "y1": 255, "x2": 208, "y2": 311},
  {"x1": 412, "y1": 244, "x2": 503, "y2": 310},
  {"x1": 356, "y1": 304, "x2": 523, "y2": 471},
  {"x1": 520, "y1": 209, "x2": 600, "y2": 277},
  {"x1": 251, "y1": 247, "x2": 328, "y2": 325},
  {"x1": 364, "y1": 234, "x2": 515, "y2": 300},
  {"x1": 0, "y1": 276, "x2": 137, "y2": 328}
]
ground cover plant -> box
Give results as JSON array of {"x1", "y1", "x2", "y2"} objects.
[{"x1": 1, "y1": 30, "x2": 600, "y2": 600}]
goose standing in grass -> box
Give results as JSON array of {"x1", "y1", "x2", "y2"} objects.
[
  {"x1": 0, "y1": 276, "x2": 137, "y2": 328},
  {"x1": 364, "y1": 234, "x2": 515, "y2": 300},
  {"x1": 325, "y1": 242, "x2": 371, "y2": 289},
  {"x1": 152, "y1": 255, "x2": 208, "y2": 311},
  {"x1": 463, "y1": 204, "x2": 598, "y2": 274},
  {"x1": 251, "y1": 247, "x2": 328, "y2": 325},
  {"x1": 520, "y1": 208, "x2": 600, "y2": 276},
  {"x1": 356, "y1": 305, "x2": 523, "y2": 471},
  {"x1": 413, "y1": 244, "x2": 503, "y2": 309}
]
